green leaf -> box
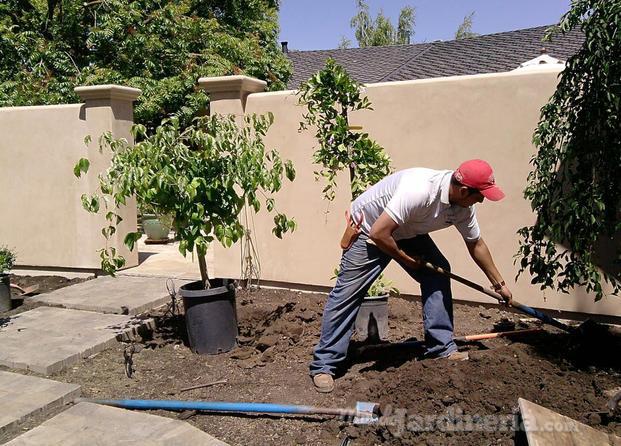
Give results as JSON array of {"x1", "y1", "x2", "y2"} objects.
[
  {"x1": 80, "y1": 194, "x2": 100, "y2": 213},
  {"x1": 73, "y1": 158, "x2": 90, "y2": 178},
  {"x1": 123, "y1": 232, "x2": 142, "y2": 251},
  {"x1": 285, "y1": 160, "x2": 296, "y2": 181}
]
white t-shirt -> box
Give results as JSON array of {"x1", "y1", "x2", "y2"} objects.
[{"x1": 350, "y1": 168, "x2": 481, "y2": 242}]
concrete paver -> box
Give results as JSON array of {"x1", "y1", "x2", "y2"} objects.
[
  {"x1": 0, "y1": 307, "x2": 153, "y2": 374},
  {"x1": 31, "y1": 275, "x2": 188, "y2": 315},
  {"x1": 4, "y1": 402, "x2": 228, "y2": 445},
  {"x1": 0, "y1": 371, "x2": 80, "y2": 433},
  {"x1": 518, "y1": 398, "x2": 620, "y2": 445}
]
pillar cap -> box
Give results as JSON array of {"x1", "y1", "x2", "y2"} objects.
[
  {"x1": 197, "y1": 75, "x2": 267, "y2": 95},
  {"x1": 75, "y1": 85, "x2": 142, "y2": 102}
]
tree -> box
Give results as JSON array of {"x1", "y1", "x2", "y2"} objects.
[
  {"x1": 455, "y1": 11, "x2": 479, "y2": 40},
  {"x1": 75, "y1": 113, "x2": 296, "y2": 285},
  {"x1": 338, "y1": 36, "x2": 353, "y2": 49},
  {"x1": 297, "y1": 58, "x2": 392, "y2": 201},
  {"x1": 350, "y1": 0, "x2": 415, "y2": 47},
  {"x1": 516, "y1": 0, "x2": 621, "y2": 301},
  {"x1": 0, "y1": 0, "x2": 291, "y2": 131}
]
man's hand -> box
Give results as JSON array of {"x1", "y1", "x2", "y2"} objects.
[
  {"x1": 494, "y1": 284, "x2": 513, "y2": 306},
  {"x1": 406, "y1": 255, "x2": 423, "y2": 270}
]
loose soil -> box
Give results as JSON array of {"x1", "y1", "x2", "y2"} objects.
[
  {"x1": 2, "y1": 274, "x2": 89, "y2": 316},
  {"x1": 2, "y1": 277, "x2": 621, "y2": 445}
]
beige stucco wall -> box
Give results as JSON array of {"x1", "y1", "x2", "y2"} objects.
[
  {"x1": 0, "y1": 86, "x2": 139, "y2": 270},
  {"x1": 210, "y1": 68, "x2": 621, "y2": 318}
]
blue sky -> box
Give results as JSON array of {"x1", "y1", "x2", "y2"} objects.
[{"x1": 279, "y1": 0, "x2": 572, "y2": 51}]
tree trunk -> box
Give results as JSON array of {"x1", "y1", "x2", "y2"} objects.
[
  {"x1": 342, "y1": 108, "x2": 356, "y2": 200},
  {"x1": 198, "y1": 253, "x2": 210, "y2": 289}
]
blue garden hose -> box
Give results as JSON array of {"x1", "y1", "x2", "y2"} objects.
[{"x1": 79, "y1": 398, "x2": 380, "y2": 423}]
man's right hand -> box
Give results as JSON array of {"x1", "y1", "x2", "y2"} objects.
[
  {"x1": 407, "y1": 256, "x2": 423, "y2": 270},
  {"x1": 496, "y1": 284, "x2": 513, "y2": 306}
]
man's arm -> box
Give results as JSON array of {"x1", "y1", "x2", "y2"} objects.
[
  {"x1": 369, "y1": 211, "x2": 421, "y2": 270},
  {"x1": 465, "y1": 237, "x2": 513, "y2": 303}
]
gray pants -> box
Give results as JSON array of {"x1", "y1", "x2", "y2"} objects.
[{"x1": 309, "y1": 233, "x2": 456, "y2": 376}]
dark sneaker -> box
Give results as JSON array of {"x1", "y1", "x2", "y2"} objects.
[{"x1": 312, "y1": 373, "x2": 335, "y2": 393}]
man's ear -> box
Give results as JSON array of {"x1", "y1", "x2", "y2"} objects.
[{"x1": 458, "y1": 186, "x2": 470, "y2": 198}]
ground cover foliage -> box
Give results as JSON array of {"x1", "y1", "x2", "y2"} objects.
[
  {"x1": 0, "y1": 0, "x2": 291, "y2": 130},
  {"x1": 517, "y1": 0, "x2": 621, "y2": 301}
]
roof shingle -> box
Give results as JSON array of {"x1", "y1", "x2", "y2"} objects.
[{"x1": 286, "y1": 25, "x2": 584, "y2": 89}]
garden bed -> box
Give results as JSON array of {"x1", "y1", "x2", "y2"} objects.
[
  {"x1": 56, "y1": 287, "x2": 621, "y2": 445},
  {"x1": 4, "y1": 281, "x2": 621, "y2": 445},
  {"x1": 2, "y1": 274, "x2": 90, "y2": 316}
]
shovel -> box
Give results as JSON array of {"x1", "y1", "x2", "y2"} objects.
[
  {"x1": 10, "y1": 283, "x2": 39, "y2": 296},
  {"x1": 422, "y1": 261, "x2": 597, "y2": 335},
  {"x1": 81, "y1": 398, "x2": 381, "y2": 425},
  {"x1": 354, "y1": 328, "x2": 544, "y2": 355}
]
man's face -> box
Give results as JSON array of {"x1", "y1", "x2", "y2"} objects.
[{"x1": 455, "y1": 187, "x2": 485, "y2": 208}]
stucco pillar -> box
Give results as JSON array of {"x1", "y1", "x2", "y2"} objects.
[
  {"x1": 198, "y1": 75, "x2": 267, "y2": 118},
  {"x1": 74, "y1": 84, "x2": 142, "y2": 269},
  {"x1": 196, "y1": 76, "x2": 266, "y2": 280}
]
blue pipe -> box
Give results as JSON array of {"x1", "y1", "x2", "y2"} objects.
[{"x1": 82, "y1": 399, "x2": 356, "y2": 417}]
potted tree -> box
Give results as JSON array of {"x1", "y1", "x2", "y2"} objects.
[
  {"x1": 75, "y1": 112, "x2": 296, "y2": 354},
  {"x1": 0, "y1": 246, "x2": 16, "y2": 312},
  {"x1": 298, "y1": 58, "x2": 395, "y2": 340}
]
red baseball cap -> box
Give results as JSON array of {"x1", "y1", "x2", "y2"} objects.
[{"x1": 453, "y1": 159, "x2": 505, "y2": 201}]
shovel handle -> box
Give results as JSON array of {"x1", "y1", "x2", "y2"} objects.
[
  {"x1": 422, "y1": 262, "x2": 503, "y2": 302},
  {"x1": 422, "y1": 261, "x2": 574, "y2": 333}
]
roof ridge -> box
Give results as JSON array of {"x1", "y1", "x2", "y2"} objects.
[
  {"x1": 376, "y1": 45, "x2": 434, "y2": 83},
  {"x1": 289, "y1": 24, "x2": 558, "y2": 54}
]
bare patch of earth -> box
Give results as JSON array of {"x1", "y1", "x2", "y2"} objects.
[{"x1": 2, "y1": 283, "x2": 620, "y2": 445}]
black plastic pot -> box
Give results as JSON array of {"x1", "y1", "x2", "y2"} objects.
[
  {"x1": 0, "y1": 273, "x2": 10, "y2": 312},
  {"x1": 179, "y1": 279, "x2": 238, "y2": 354},
  {"x1": 355, "y1": 295, "x2": 389, "y2": 342}
]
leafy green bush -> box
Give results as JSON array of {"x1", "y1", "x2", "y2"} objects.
[
  {"x1": 0, "y1": 246, "x2": 16, "y2": 274},
  {"x1": 0, "y1": 0, "x2": 291, "y2": 130},
  {"x1": 516, "y1": 0, "x2": 621, "y2": 301},
  {"x1": 75, "y1": 112, "x2": 296, "y2": 286}
]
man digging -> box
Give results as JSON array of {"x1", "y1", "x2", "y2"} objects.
[{"x1": 310, "y1": 159, "x2": 513, "y2": 393}]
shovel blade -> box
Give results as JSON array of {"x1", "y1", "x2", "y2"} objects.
[{"x1": 353, "y1": 401, "x2": 380, "y2": 425}]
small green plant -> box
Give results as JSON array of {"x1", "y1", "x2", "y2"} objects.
[
  {"x1": 0, "y1": 246, "x2": 16, "y2": 274},
  {"x1": 367, "y1": 274, "x2": 400, "y2": 297},
  {"x1": 75, "y1": 112, "x2": 296, "y2": 287},
  {"x1": 332, "y1": 268, "x2": 399, "y2": 297}
]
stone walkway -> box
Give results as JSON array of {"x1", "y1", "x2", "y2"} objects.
[
  {"x1": 4, "y1": 402, "x2": 226, "y2": 445},
  {"x1": 0, "y1": 257, "x2": 228, "y2": 445},
  {"x1": 0, "y1": 371, "x2": 80, "y2": 433},
  {"x1": 0, "y1": 306, "x2": 153, "y2": 374},
  {"x1": 32, "y1": 275, "x2": 187, "y2": 315}
]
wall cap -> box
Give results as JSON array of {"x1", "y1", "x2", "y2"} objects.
[
  {"x1": 197, "y1": 75, "x2": 267, "y2": 95},
  {"x1": 74, "y1": 85, "x2": 142, "y2": 102}
]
